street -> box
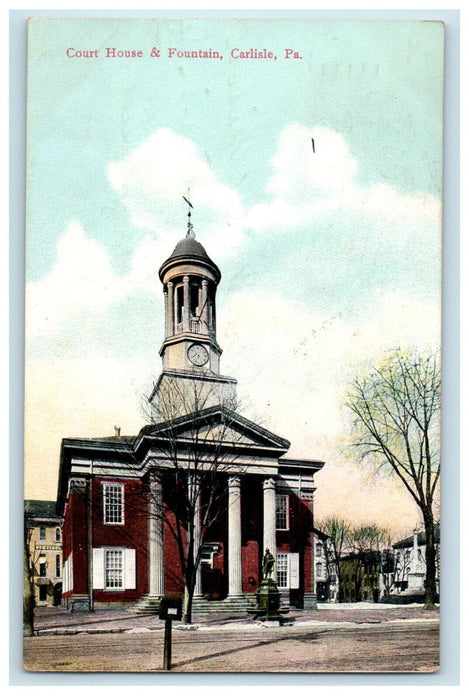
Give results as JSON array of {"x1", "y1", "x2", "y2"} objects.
[{"x1": 23, "y1": 619, "x2": 439, "y2": 673}]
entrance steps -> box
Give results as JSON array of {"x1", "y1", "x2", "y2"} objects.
[
  {"x1": 191, "y1": 596, "x2": 256, "y2": 614},
  {"x1": 130, "y1": 595, "x2": 164, "y2": 615},
  {"x1": 131, "y1": 594, "x2": 258, "y2": 616}
]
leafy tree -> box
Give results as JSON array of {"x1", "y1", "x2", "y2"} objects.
[{"x1": 347, "y1": 349, "x2": 440, "y2": 606}]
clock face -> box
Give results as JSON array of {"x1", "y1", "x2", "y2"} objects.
[{"x1": 187, "y1": 343, "x2": 209, "y2": 367}]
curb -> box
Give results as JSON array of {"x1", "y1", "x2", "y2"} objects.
[{"x1": 33, "y1": 616, "x2": 439, "y2": 637}]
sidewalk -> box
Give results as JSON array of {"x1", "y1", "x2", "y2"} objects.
[{"x1": 31, "y1": 602, "x2": 439, "y2": 637}]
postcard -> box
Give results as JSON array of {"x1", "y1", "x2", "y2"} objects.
[{"x1": 23, "y1": 17, "x2": 443, "y2": 673}]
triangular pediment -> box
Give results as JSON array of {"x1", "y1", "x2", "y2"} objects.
[
  {"x1": 139, "y1": 405, "x2": 290, "y2": 452},
  {"x1": 177, "y1": 424, "x2": 258, "y2": 445}
]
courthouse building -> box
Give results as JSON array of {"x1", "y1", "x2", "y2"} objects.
[{"x1": 57, "y1": 227, "x2": 324, "y2": 612}]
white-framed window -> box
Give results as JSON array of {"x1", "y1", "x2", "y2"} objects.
[
  {"x1": 277, "y1": 552, "x2": 288, "y2": 588},
  {"x1": 276, "y1": 552, "x2": 300, "y2": 589},
  {"x1": 315, "y1": 542, "x2": 323, "y2": 557},
  {"x1": 105, "y1": 549, "x2": 124, "y2": 589},
  {"x1": 92, "y1": 547, "x2": 136, "y2": 591},
  {"x1": 103, "y1": 483, "x2": 124, "y2": 524},
  {"x1": 276, "y1": 494, "x2": 289, "y2": 530},
  {"x1": 316, "y1": 562, "x2": 324, "y2": 578}
]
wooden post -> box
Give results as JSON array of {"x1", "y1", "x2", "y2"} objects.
[{"x1": 163, "y1": 618, "x2": 172, "y2": 670}]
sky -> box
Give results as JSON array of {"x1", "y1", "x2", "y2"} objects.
[{"x1": 24, "y1": 17, "x2": 443, "y2": 538}]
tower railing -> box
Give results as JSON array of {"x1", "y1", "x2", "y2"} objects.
[{"x1": 172, "y1": 319, "x2": 214, "y2": 338}]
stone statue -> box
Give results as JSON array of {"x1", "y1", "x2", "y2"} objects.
[{"x1": 262, "y1": 548, "x2": 275, "y2": 580}]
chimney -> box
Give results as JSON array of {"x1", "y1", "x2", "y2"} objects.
[
  {"x1": 413, "y1": 528, "x2": 419, "y2": 554},
  {"x1": 114, "y1": 426, "x2": 121, "y2": 437}
]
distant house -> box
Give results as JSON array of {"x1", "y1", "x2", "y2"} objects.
[
  {"x1": 390, "y1": 526, "x2": 440, "y2": 601},
  {"x1": 24, "y1": 500, "x2": 63, "y2": 607},
  {"x1": 339, "y1": 551, "x2": 382, "y2": 603},
  {"x1": 313, "y1": 529, "x2": 339, "y2": 602}
]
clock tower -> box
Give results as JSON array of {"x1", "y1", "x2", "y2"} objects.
[{"x1": 149, "y1": 221, "x2": 237, "y2": 419}]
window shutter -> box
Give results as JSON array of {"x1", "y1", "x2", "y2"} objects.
[
  {"x1": 92, "y1": 548, "x2": 105, "y2": 589},
  {"x1": 124, "y1": 549, "x2": 136, "y2": 590},
  {"x1": 289, "y1": 552, "x2": 300, "y2": 589},
  {"x1": 64, "y1": 553, "x2": 73, "y2": 593}
]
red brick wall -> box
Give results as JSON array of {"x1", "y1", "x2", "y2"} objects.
[
  {"x1": 62, "y1": 486, "x2": 88, "y2": 597},
  {"x1": 300, "y1": 497, "x2": 314, "y2": 592},
  {"x1": 241, "y1": 478, "x2": 261, "y2": 592},
  {"x1": 92, "y1": 476, "x2": 148, "y2": 603},
  {"x1": 164, "y1": 509, "x2": 184, "y2": 595}
]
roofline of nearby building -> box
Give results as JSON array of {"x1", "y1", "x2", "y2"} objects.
[
  {"x1": 393, "y1": 526, "x2": 440, "y2": 549},
  {"x1": 312, "y1": 527, "x2": 329, "y2": 540}
]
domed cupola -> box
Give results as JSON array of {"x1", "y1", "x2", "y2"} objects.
[
  {"x1": 150, "y1": 202, "x2": 237, "y2": 420},
  {"x1": 157, "y1": 204, "x2": 224, "y2": 375},
  {"x1": 159, "y1": 237, "x2": 220, "y2": 283}
]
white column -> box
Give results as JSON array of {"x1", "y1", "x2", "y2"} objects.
[
  {"x1": 193, "y1": 480, "x2": 203, "y2": 598},
  {"x1": 183, "y1": 275, "x2": 190, "y2": 332},
  {"x1": 263, "y1": 477, "x2": 277, "y2": 577},
  {"x1": 164, "y1": 287, "x2": 169, "y2": 337},
  {"x1": 167, "y1": 281, "x2": 174, "y2": 336},
  {"x1": 148, "y1": 473, "x2": 165, "y2": 597},
  {"x1": 228, "y1": 475, "x2": 243, "y2": 597},
  {"x1": 201, "y1": 279, "x2": 209, "y2": 334}
]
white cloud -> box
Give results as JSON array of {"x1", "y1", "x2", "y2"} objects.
[
  {"x1": 25, "y1": 224, "x2": 173, "y2": 342},
  {"x1": 245, "y1": 123, "x2": 441, "y2": 238},
  {"x1": 25, "y1": 222, "x2": 133, "y2": 340},
  {"x1": 108, "y1": 128, "x2": 246, "y2": 260},
  {"x1": 267, "y1": 124, "x2": 357, "y2": 200},
  {"x1": 219, "y1": 288, "x2": 440, "y2": 447},
  {"x1": 27, "y1": 124, "x2": 441, "y2": 344}
]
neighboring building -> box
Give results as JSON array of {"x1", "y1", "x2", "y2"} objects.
[
  {"x1": 390, "y1": 526, "x2": 440, "y2": 601},
  {"x1": 339, "y1": 551, "x2": 382, "y2": 603},
  {"x1": 313, "y1": 529, "x2": 339, "y2": 602},
  {"x1": 57, "y1": 228, "x2": 325, "y2": 612},
  {"x1": 24, "y1": 500, "x2": 63, "y2": 607}
]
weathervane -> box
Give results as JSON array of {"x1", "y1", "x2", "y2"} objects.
[{"x1": 182, "y1": 189, "x2": 195, "y2": 239}]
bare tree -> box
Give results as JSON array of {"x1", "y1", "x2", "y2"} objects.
[
  {"x1": 347, "y1": 524, "x2": 391, "y2": 602},
  {"x1": 347, "y1": 349, "x2": 440, "y2": 606},
  {"x1": 23, "y1": 513, "x2": 37, "y2": 636},
  {"x1": 391, "y1": 548, "x2": 412, "y2": 595},
  {"x1": 316, "y1": 516, "x2": 350, "y2": 601},
  {"x1": 140, "y1": 375, "x2": 247, "y2": 623}
]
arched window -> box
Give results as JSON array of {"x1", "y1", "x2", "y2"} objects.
[
  {"x1": 39, "y1": 525, "x2": 46, "y2": 541},
  {"x1": 55, "y1": 528, "x2": 60, "y2": 542}
]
